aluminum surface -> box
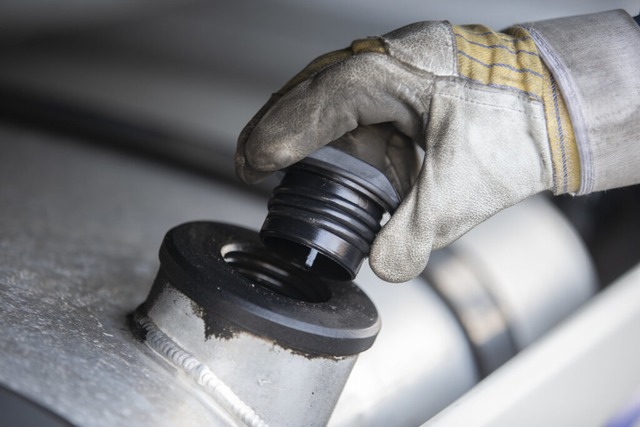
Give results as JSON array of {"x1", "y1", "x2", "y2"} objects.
[
  {"x1": 426, "y1": 262, "x2": 640, "y2": 427},
  {"x1": 146, "y1": 287, "x2": 357, "y2": 426},
  {"x1": 425, "y1": 249, "x2": 518, "y2": 377},
  {"x1": 134, "y1": 312, "x2": 267, "y2": 427},
  {"x1": 0, "y1": 125, "x2": 268, "y2": 426},
  {"x1": 329, "y1": 264, "x2": 479, "y2": 426},
  {"x1": 450, "y1": 196, "x2": 597, "y2": 348},
  {"x1": 330, "y1": 196, "x2": 597, "y2": 426},
  {"x1": 423, "y1": 195, "x2": 598, "y2": 378}
]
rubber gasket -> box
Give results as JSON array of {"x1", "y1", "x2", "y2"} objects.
[{"x1": 144, "y1": 221, "x2": 380, "y2": 357}]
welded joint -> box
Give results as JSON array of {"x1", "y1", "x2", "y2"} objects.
[{"x1": 133, "y1": 312, "x2": 268, "y2": 427}]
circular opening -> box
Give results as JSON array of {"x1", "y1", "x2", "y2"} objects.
[
  {"x1": 262, "y1": 237, "x2": 354, "y2": 281},
  {"x1": 221, "y1": 243, "x2": 332, "y2": 303}
]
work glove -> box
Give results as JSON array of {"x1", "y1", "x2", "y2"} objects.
[{"x1": 236, "y1": 14, "x2": 632, "y2": 282}]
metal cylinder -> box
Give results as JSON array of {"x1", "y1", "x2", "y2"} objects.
[
  {"x1": 329, "y1": 196, "x2": 597, "y2": 426},
  {"x1": 132, "y1": 221, "x2": 380, "y2": 427}
]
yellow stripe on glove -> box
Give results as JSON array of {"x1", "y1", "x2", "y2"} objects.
[{"x1": 453, "y1": 25, "x2": 580, "y2": 193}]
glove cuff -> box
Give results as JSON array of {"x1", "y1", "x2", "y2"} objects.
[
  {"x1": 523, "y1": 10, "x2": 640, "y2": 195},
  {"x1": 452, "y1": 24, "x2": 579, "y2": 194}
]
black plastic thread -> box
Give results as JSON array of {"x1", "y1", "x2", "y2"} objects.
[
  {"x1": 222, "y1": 244, "x2": 330, "y2": 303},
  {"x1": 261, "y1": 146, "x2": 400, "y2": 281}
]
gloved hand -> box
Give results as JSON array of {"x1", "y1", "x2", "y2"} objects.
[{"x1": 236, "y1": 20, "x2": 581, "y2": 283}]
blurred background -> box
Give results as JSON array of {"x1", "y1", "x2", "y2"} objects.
[{"x1": 1, "y1": 0, "x2": 638, "y2": 285}]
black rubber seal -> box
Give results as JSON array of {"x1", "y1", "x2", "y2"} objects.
[{"x1": 144, "y1": 221, "x2": 381, "y2": 357}]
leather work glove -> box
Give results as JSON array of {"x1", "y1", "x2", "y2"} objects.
[{"x1": 236, "y1": 11, "x2": 640, "y2": 283}]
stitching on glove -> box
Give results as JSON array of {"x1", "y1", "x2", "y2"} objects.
[
  {"x1": 276, "y1": 37, "x2": 389, "y2": 97},
  {"x1": 540, "y1": 65, "x2": 580, "y2": 193},
  {"x1": 444, "y1": 21, "x2": 460, "y2": 76},
  {"x1": 437, "y1": 92, "x2": 545, "y2": 119},
  {"x1": 454, "y1": 33, "x2": 539, "y2": 56},
  {"x1": 452, "y1": 25, "x2": 544, "y2": 99},
  {"x1": 275, "y1": 48, "x2": 353, "y2": 96},
  {"x1": 522, "y1": 25, "x2": 589, "y2": 194}
]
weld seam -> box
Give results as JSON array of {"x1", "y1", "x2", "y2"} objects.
[{"x1": 135, "y1": 313, "x2": 268, "y2": 427}]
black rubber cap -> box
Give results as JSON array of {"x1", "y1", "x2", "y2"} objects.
[
  {"x1": 261, "y1": 146, "x2": 400, "y2": 281},
  {"x1": 144, "y1": 221, "x2": 381, "y2": 357}
]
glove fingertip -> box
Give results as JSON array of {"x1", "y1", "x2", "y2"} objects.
[
  {"x1": 369, "y1": 231, "x2": 431, "y2": 283},
  {"x1": 237, "y1": 166, "x2": 271, "y2": 185},
  {"x1": 368, "y1": 186, "x2": 434, "y2": 283},
  {"x1": 244, "y1": 137, "x2": 300, "y2": 172},
  {"x1": 235, "y1": 151, "x2": 271, "y2": 184}
]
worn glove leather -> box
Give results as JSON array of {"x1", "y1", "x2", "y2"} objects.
[{"x1": 236, "y1": 21, "x2": 580, "y2": 282}]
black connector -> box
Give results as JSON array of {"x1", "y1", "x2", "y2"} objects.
[{"x1": 260, "y1": 145, "x2": 400, "y2": 281}]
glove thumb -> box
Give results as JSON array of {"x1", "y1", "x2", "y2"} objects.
[{"x1": 369, "y1": 185, "x2": 433, "y2": 283}]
